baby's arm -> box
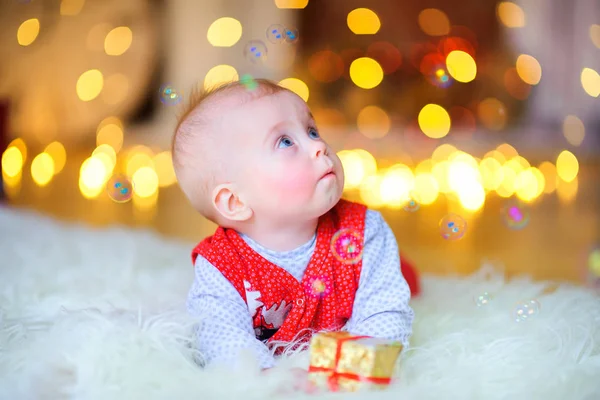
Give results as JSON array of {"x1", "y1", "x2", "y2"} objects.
[
  {"x1": 187, "y1": 256, "x2": 275, "y2": 369},
  {"x1": 343, "y1": 210, "x2": 415, "y2": 347}
]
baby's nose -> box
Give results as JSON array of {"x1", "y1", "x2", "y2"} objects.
[{"x1": 313, "y1": 141, "x2": 328, "y2": 158}]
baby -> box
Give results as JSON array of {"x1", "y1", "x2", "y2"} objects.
[{"x1": 172, "y1": 78, "x2": 416, "y2": 382}]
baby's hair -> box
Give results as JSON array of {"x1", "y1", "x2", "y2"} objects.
[{"x1": 171, "y1": 78, "x2": 292, "y2": 225}]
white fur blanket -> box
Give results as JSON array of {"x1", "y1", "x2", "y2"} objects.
[{"x1": 1, "y1": 206, "x2": 599, "y2": 399}]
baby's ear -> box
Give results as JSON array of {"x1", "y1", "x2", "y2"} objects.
[{"x1": 212, "y1": 183, "x2": 253, "y2": 222}]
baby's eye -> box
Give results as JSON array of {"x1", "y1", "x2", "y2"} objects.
[
  {"x1": 308, "y1": 127, "x2": 320, "y2": 139},
  {"x1": 277, "y1": 136, "x2": 294, "y2": 148}
]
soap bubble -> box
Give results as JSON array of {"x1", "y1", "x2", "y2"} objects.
[
  {"x1": 331, "y1": 228, "x2": 364, "y2": 264},
  {"x1": 266, "y1": 24, "x2": 286, "y2": 44},
  {"x1": 106, "y1": 174, "x2": 133, "y2": 203},
  {"x1": 474, "y1": 292, "x2": 492, "y2": 307},
  {"x1": 502, "y1": 201, "x2": 530, "y2": 230},
  {"x1": 403, "y1": 194, "x2": 420, "y2": 212},
  {"x1": 244, "y1": 40, "x2": 268, "y2": 64},
  {"x1": 513, "y1": 299, "x2": 541, "y2": 322},
  {"x1": 439, "y1": 213, "x2": 467, "y2": 240},
  {"x1": 428, "y1": 67, "x2": 453, "y2": 88},
  {"x1": 284, "y1": 27, "x2": 299, "y2": 44},
  {"x1": 159, "y1": 84, "x2": 183, "y2": 106}
]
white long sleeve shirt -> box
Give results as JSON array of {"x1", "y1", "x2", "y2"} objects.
[{"x1": 186, "y1": 209, "x2": 414, "y2": 369}]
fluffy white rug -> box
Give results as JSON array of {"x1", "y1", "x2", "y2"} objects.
[{"x1": 1, "y1": 205, "x2": 599, "y2": 400}]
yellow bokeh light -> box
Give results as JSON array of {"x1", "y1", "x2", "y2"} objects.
[
  {"x1": 446, "y1": 51, "x2": 477, "y2": 83},
  {"x1": 380, "y1": 164, "x2": 414, "y2": 208},
  {"x1": 60, "y1": 0, "x2": 85, "y2": 16},
  {"x1": 448, "y1": 158, "x2": 482, "y2": 194},
  {"x1": 580, "y1": 68, "x2": 600, "y2": 97},
  {"x1": 359, "y1": 175, "x2": 385, "y2": 209},
  {"x1": 418, "y1": 8, "x2": 450, "y2": 36},
  {"x1": 76, "y1": 69, "x2": 104, "y2": 101},
  {"x1": 418, "y1": 104, "x2": 451, "y2": 139},
  {"x1": 556, "y1": 150, "x2": 579, "y2": 183},
  {"x1": 204, "y1": 65, "x2": 239, "y2": 91},
  {"x1": 538, "y1": 161, "x2": 557, "y2": 194},
  {"x1": 516, "y1": 54, "x2": 542, "y2": 85},
  {"x1": 79, "y1": 157, "x2": 108, "y2": 199},
  {"x1": 432, "y1": 161, "x2": 452, "y2": 193},
  {"x1": 530, "y1": 167, "x2": 546, "y2": 198},
  {"x1": 338, "y1": 150, "x2": 363, "y2": 189},
  {"x1": 274, "y1": 0, "x2": 309, "y2": 9},
  {"x1": 132, "y1": 166, "x2": 159, "y2": 198},
  {"x1": 590, "y1": 25, "x2": 600, "y2": 49},
  {"x1": 562, "y1": 115, "x2": 585, "y2": 147},
  {"x1": 1, "y1": 147, "x2": 24, "y2": 178},
  {"x1": 104, "y1": 26, "x2": 133, "y2": 56},
  {"x1": 353, "y1": 149, "x2": 378, "y2": 176},
  {"x1": 126, "y1": 152, "x2": 154, "y2": 178},
  {"x1": 97, "y1": 122, "x2": 124, "y2": 153},
  {"x1": 349, "y1": 58, "x2": 384, "y2": 89},
  {"x1": 347, "y1": 8, "x2": 381, "y2": 35},
  {"x1": 556, "y1": 176, "x2": 578, "y2": 205},
  {"x1": 514, "y1": 167, "x2": 540, "y2": 203},
  {"x1": 496, "y1": 143, "x2": 519, "y2": 159},
  {"x1": 30, "y1": 153, "x2": 54, "y2": 187},
  {"x1": 412, "y1": 173, "x2": 439, "y2": 205},
  {"x1": 278, "y1": 78, "x2": 310, "y2": 102},
  {"x1": 497, "y1": 2, "x2": 525, "y2": 28},
  {"x1": 357, "y1": 106, "x2": 390, "y2": 139},
  {"x1": 44, "y1": 141, "x2": 67, "y2": 175},
  {"x1": 496, "y1": 165, "x2": 517, "y2": 198},
  {"x1": 8, "y1": 138, "x2": 28, "y2": 164},
  {"x1": 478, "y1": 98, "x2": 507, "y2": 131},
  {"x1": 484, "y1": 149, "x2": 507, "y2": 165},
  {"x1": 153, "y1": 151, "x2": 178, "y2": 187},
  {"x1": 17, "y1": 18, "x2": 40, "y2": 46},
  {"x1": 457, "y1": 181, "x2": 486, "y2": 211},
  {"x1": 431, "y1": 144, "x2": 457, "y2": 164},
  {"x1": 207, "y1": 17, "x2": 242, "y2": 47},
  {"x1": 92, "y1": 144, "x2": 117, "y2": 168},
  {"x1": 479, "y1": 157, "x2": 504, "y2": 190},
  {"x1": 415, "y1": 159, "x2": 434, "y2": 175}
]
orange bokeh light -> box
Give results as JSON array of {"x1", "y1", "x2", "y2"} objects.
[
  {"x1": 308, "y1": 50, "x2": 344, "y2": 83},
  {"x1": 366, "y1": 41, "x2": 403, "y2": 74}
]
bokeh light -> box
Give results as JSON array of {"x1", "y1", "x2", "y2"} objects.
[
  {"x1": 76, "y1": 69, "x2": 104, "y2": 101},
  {"x1": 308, "y1": 51, "x2": 344, "y2": 83},
  {"x1": 349, "y1": 58, "x2": 384, "y2": 89},
  {"x1": 516, "y1": 54, "x2": 542, "y2": 85},
  {"x1": 580, "y1": 68, "x2": 600, "y2": 97},
  {"x1": 96, "y1": 117, "x2": 124, "y2": 153},
  {"x1": 446, "y1": 51, "x2": 477, "y2": 83},
  {"x1": 347, "y1": 8, "x2": 381, "y2": 35},
  {"x1": 562, "y1": 115, "x2": 585, "y2": 147},
  {"x1": 418, "y1": 9, "x2": 450, "y2": 36},
  {"x1": 204, "y1": 65, "x2": 239, "y2": 90},
  {"x1": 418, "y1": 104, "x2": 451, "y2": 139},
  {"x1": 274, "y1": 0, "x2": 308, "y2": 9},
  {"x1": 496, "y1": 2, "x2": 525, "y2": 28},
  {"x1": 207, "y1": 17, "x2": 242, "y2": 47},
  {"x1": 132, "y1": 166, "x2": 159, "y2": 198},
  {"x1": 591, "y1": 25, "x2": 600, "y2": 49},
  {"x1": 278, "y1": 78, "x2": 309, "y2": 101},
  {"x1": 153, "y1": 151, "x2": 178, "y2": 188},
  {"x1": 17, "y1": 18, "x2": 39, "y2": 46},
  {"x1": 60, "y1": 0, "x2": 85, "y2": 16},
  {"x1": 477, "y1": 98, "x2": 507, "y2": 131},
  {"x1": 357, "y1": 106, "x2": 390, "y2": 139},
  {"x1": 31, "y1": 153, "x2": 55, "y2": 187},
  {"x1": 44, "y1": 142, "x2": 67, "y2": 175},
  {"x1": 1, "y1": 147, "x2": 24, "y2": 178},
  {"x1": 556, "y1": 150, "x2": 579, "y2": 183},
  {"x1": 104, "y1": 26, "x2": 133, "y2": 56}
]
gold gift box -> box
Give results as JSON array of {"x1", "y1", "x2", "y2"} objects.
[{"x1": 307, "y1": 331, "x2": 403, "y2": 392}]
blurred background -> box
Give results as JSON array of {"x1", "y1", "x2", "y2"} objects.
[{"x1": 1, "y1": 0, "x2": 599, "y2": 286}]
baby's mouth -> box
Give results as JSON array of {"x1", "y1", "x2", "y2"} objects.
[{"x1": 320, "y1": 167, "x2": 335, "y2": 180}]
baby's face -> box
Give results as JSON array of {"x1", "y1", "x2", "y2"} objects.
[{"x1": 222, "y1": 90, "x2": 344, "y2": 224}]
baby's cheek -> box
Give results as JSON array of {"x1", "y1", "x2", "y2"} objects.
[{"x1": 267, "y1": 170, "x2": 315, "y2": 202}]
